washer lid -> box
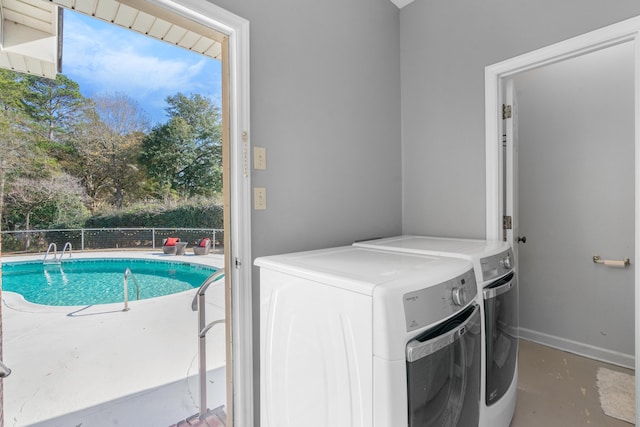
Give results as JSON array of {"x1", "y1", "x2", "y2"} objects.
[
  {"x1": 255, "y1": 245, "x2": 472, "y2": 295},
  {"x1": 354, "y1": 235, "x2": 510, "y2": 259}
]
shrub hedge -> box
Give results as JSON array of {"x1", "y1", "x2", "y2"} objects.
[{"x1": 84, "y1": 204, "x2": 223, "y2": 229}]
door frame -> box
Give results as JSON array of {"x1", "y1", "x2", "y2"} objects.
[
  {"x1": 153, "y1": 1, "x2": 253, "y2": 425},
  {"x1": 485, "y1": 15, "x2": 640, "y2": 424}
]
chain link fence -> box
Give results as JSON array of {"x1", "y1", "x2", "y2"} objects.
[{"x1": 0, "y1": 228, "x2": 224, "y2": 255}]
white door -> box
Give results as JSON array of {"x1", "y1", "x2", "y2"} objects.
[
  {"x1": 508, "y1": 42, "x2": 635, "y2": 365},
  {"x1": 503, "y1": 79, "x2": 520, "y2": 269}
]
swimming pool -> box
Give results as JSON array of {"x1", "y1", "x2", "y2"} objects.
[{"x1": 1, "y1": 258, "x2": 217, "y2": 306}]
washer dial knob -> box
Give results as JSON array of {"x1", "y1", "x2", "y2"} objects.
[
  {"x1": 500, "y1": 255, "x2": 512, "y2": 269},
  {"x1": 451, "y1": 287, "x2": 466, "y2": 306}
]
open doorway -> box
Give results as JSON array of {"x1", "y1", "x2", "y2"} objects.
[
  {"x1": 513, "y1": 42, "x2": 634, "y2": 366},
  {"x1": 485, "y1": 16, "x2": 640, "y2": 425},
  {"x1": 0, "y1": 0, "x2": 252, "y2": 425}
]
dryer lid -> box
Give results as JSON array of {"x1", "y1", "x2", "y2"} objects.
[
  {"x1": 354, "y1": 235, "x2": 510, "y2": 258},
  {"x1": 255, "y1": 245, "x2": 472, "y2": 296}
]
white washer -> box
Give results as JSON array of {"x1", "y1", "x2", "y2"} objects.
[
  {"x1": 255, "y1": 245, "x2": 481, "y2": 427},
  {"x1": 354, "y1": 235, "x2": 518, "y2": 427}
]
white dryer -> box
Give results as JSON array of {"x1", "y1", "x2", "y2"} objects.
[
  {"x1": 354, "y1": 236, "x2": 518, "y2": 427},
  {"x1": 255, "y1": 245, "x2": 481, "y2": 427}
]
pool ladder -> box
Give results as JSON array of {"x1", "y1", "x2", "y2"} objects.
[
  {"x1": 122, "y1": 268, "x2": 141, "y2": 311},
  {"x1": 43, "y1": 242, "x2": 73, "y2": 264},
  {"x1": 191, "y1": 269, "x2": 225, "y2": 416}
]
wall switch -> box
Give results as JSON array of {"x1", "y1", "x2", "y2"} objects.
[
  {"x1": 254, "y1": 146, "x2": 266, "y2": 170},
  {"x1": 254, "y1": 187, "x2": 267, "y2": 210}
]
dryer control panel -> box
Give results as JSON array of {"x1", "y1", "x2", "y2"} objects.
[
  {"x1": 480, "y1": 248, "x2": 514, "y2": 281},
  {"x1": 403, "y1": 268, "x2": 477, "y2": 332}
]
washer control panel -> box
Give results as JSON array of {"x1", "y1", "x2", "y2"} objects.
[
  {"x1": 403, "y1": 268, "x2": 477, "y2": 332},
  {"x1": 480, "y1": 248, "x2": 514, "y2": 281}
]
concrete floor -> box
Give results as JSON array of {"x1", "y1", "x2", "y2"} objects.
[{"x1": 512, "y1": 339, "x2": 634, "y2": 426}]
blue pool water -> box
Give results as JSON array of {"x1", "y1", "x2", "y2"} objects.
[{"x1": 1, "y1": 258, "x2": 217, "y2": 306}]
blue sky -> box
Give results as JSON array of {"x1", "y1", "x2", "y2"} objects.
[{"x1": 61, "y1": 10, "x2": 222, "y2": 126}]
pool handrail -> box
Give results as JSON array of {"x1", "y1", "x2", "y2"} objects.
[
  {"x1": 43, "y1": 242, "x2": 58, "y2": 264},
  {"x1": 191, "y1": 269, "x2": 225, "y2": 311},
  {"x1": 122, "y1": 268, "x2": 141, "y2": 311},
  {"x1": 61, "y1": 242, "x2": 72, "y2": 259},
  {"x1": 191, "y1": 269, "x2": 225, "y2": 416}
]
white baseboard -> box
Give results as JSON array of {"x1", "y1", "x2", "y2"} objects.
[{"x1": 519, "y1": 327, "x2": 635, "y2": 370}]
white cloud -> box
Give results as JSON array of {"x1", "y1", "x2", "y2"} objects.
[{"x1": 62, "y1": 11, "x2": 221, "y2": 123}]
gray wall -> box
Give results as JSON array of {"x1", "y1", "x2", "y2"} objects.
[
  {"x1": 515, "y1": 43, "x2": 635, "y2": 365},
  {"x1": 211, "y1": 0, "x2": 402, "y2": 260},
  {"x1": 205, "y1": 1, "x2": 401, "y2": 424},
  {"x1": 203, "y1": 0, "x2": 640, "y2": 420},
  {"x1": 400, "y1": 0, "x2": 640, "y2": 238}
]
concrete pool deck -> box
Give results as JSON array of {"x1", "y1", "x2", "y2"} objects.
[{"x1": 1, "y1": 251, "x2": 227, "y2": 426}]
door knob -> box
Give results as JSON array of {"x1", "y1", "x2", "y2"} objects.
[
  {"x1": 0, "y1": 361, "x2": 11, "y2": 378},
  {"x1": 517, "y1": 236, "x2": 527, "y2": 244}
]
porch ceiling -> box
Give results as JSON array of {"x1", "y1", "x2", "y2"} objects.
[
  {"x1": 54, "y1": 0, "x2": 224, "y2": 59},
  {"x1": 0, "y1": 0, "x2": 60, "y2": 78},
  {"x1": 0, "y1": 0, "x2": 224, "y2": 80}
]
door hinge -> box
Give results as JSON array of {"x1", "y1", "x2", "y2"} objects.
[
  {"x1": 502, "y1": 104, "x2": 512, "y2": 119},
  {"x1": 235, "y1": 257, "x2": 242, "y2": 268},
  {"x1": 503, "y1": 215, "x2": 512, "y2": 230}
]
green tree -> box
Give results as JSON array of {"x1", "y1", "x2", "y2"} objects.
[
  {"x1": 0, "y1": 70, "x2": 90, "y2": 235},
  {"x1": 21, "y1": 73, "x2": 90, "y2": 171},
  {"x1": 5, "y1": 173, "x2": 87, "y2": 248},
  {"x1": 71, "y1": 93, "x2": 150, "y2": 209},
  {"x1": 0, "y1": 69, "x2": 27, "y2": 112},
  {"x1": 139, "y1": 93, "x2": 222, "y2": 199},
  {"x1": 0, "y1": 69, "x2": 37, "y2": 232}
]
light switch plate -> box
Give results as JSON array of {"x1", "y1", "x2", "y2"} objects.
[
  {"x1": 254, "y1": 187, "x2": 266, "y2": 210},
  {"x1": 254, "y1": 146, "x2": 266, "y2": 170}
]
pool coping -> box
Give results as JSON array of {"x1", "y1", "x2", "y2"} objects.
[
  {"x1": 2, "y1": 251, "x2": 224, "y2": 314},
  {"x1": 2, "y1": 249, "x2": 224, "y2": 266}
]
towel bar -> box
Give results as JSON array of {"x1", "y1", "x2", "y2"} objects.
[{"x1": 593, "y1": 255, "x2": 630, "y2": 267}]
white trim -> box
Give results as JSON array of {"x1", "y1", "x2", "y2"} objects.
[
  {"x1": 484, "y1": 15, "x2": 640, "y2": 80},
  {"x1": 228, "y1": 16, "x2": 254, "y2": 427},
  {"x1": 635, "y1": 27, "x2": 640, "y2": 426},
  {"x1": 486, "y1": 16, "x2": 640, "y2": 241},
  {"x1": 484, "y1": 70, "x2": 502, "y2": 241},
  {"x1": 485, "y1": 16, "x2": 640, "y2": 426},
  {"x1": 148, "y1": 1, "x2": 253, "y2": 425},
  {"x1": 635, "y1": 28, "x2": 640, "y2": 424}
]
